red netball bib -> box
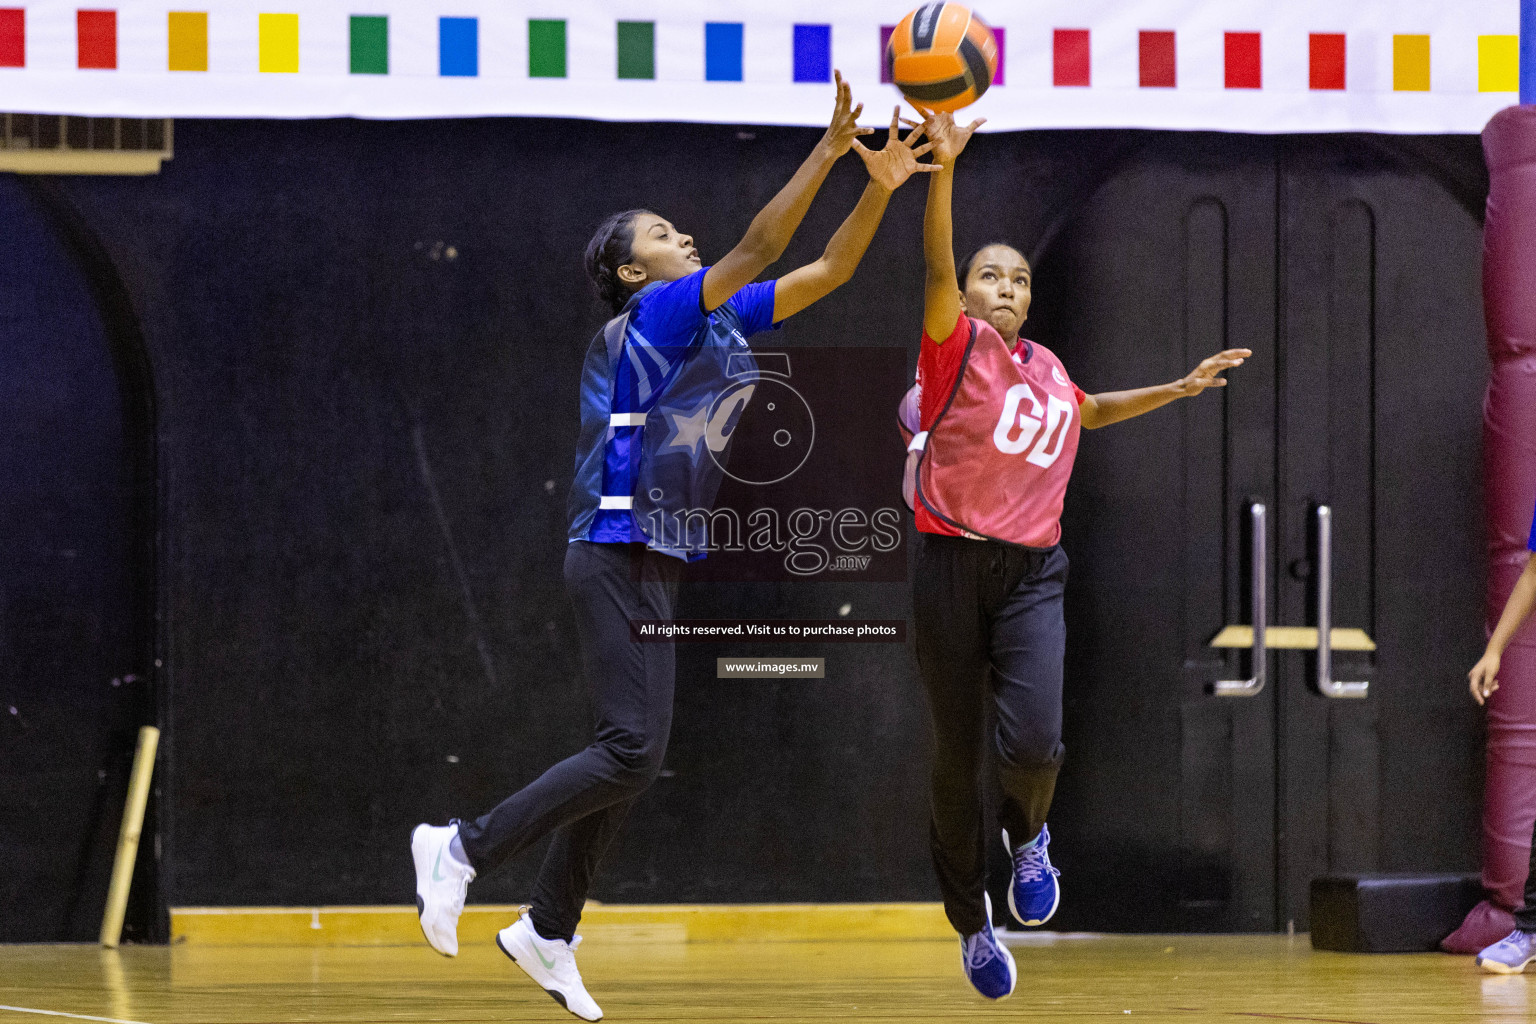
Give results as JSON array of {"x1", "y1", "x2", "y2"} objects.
[{"x1": 902, "y1": 316, "x2": 1083, "y2": 548}]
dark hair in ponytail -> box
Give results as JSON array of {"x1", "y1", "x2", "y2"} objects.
[
  {"x1": 585, "y1": 209, "x2": 651, "y2": 314},
  {"x1": 957, "y1": 242, "x2": 1028, "y2": 290}
]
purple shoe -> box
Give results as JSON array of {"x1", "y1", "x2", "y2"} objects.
[
  {"x1": 1003, "y1": 824, "x2": 1061, "y2": 927},
  {"x1": 1477, "y1": 929, "x2": 1536, "y2": 974},
  {"x1": 960, "y1": 893, "x2": 1017, "y2": 1000}
]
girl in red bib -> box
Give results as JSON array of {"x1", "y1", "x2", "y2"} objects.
[{"x1": 903, "y1": 110, "x2": 1249, "y2": 1000}]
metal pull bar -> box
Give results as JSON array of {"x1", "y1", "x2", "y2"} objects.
[
  {"x1": 1216, "y1": 502, "x2": 1266, "y2": 697},
  {"x1": 1316, "y1": 505, "x2": 1368, "y2": 699}
]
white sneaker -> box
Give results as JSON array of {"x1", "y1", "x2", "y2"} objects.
[
  {"x1": 496, "y1": 909, "x2": 603, "y2": 1021},
  {"x1": 411, "y1": 822, "x2": 475, "y2": 957}
]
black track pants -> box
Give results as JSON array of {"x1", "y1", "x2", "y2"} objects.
[
  {"x1": 914, "y1": 532, "x2": 1068, "y2": 937},
  {"x1": 457, "y1": 541, "x2": 680, "y2": 942},
  {"x1": 1517, "y1": 823, "x2": 1536, "y2": 932}
]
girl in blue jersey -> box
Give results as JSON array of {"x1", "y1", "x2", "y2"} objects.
[{"x1": 411, "y1": 74, "x2": 936, "y2": 1021}]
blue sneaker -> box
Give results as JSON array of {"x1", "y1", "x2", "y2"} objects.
[
  {"x1": 1003, "y1": 824, "x2": 1061, "y2": 927},
  {"x1": 959, "y1": 893, "x2": 1017, "y2": 1000},
  {"x1": 1478, "y1": 929, "x2": 1536, "y2": 974}
]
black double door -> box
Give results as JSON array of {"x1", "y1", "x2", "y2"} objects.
[{"x1": 1006, "y1": 134, "x2": 1489, "y2": 932}]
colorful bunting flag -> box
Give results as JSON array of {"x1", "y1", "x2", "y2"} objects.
[
  {"x1": 0, "y1": 1, "x2": 1519, "y2": 133},
  {"x1": 350, "y1": 15, "x2": 386, "y2": 76},
  {"x1": 0, "y1": 7, "x2": 24, "y2": 68}
]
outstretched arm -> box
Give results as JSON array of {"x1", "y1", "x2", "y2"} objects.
[
  {"x1": 918, "y1": 110, "x2": 984, "y2": 342},
  {"x1": 701, "y1": 71, "x2": 871, "y2": 313},
  {"x1": 922, "y1": 165, "x2": 962, "y2": 342},
  {"x1": 773, "y1": 110, "x2": 939, "y2": 321},
  {"x1": 1079, "y1": 349, "x2": 1251, "y2": 429},
  {"x1": 1469, "y1": 552, "x2": 1536, "y2": 706}
]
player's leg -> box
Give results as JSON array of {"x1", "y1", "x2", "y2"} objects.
[
  {"x1": 527, "y1": 576, "x2": 679, "y2": 943},
  {"x1": 496, "y1": 803, "x2": 633, "y2": 1022},
  {"x1": 415, "y1": 541, "x2": 678, "y2": 961},
  {"x1": 989, "y1": 544, "x2": 1068, "y2": 928},
  {"x1": 493, "y1": 542, "x2": 679, "y2": 1020},
  {"x1": 914, "y1": 533, "x2": 1016, "y2": 999},
  {"x1": 459, "y1": 542, "x2": 677, "y2": 865}
]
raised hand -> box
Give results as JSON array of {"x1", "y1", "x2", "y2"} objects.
[
  {"x1": 851, "y1": 107, "x2": 942, "y2": 191},
  {"x1": 905, "y1": 106, "x2": 985, "y2": 165},
  {"x1": 819, "y1": 70, "x2": 874, "y2": 157},
  {"x1": 1173, "y1": 348, "x2": 1252, "y2": 396}
]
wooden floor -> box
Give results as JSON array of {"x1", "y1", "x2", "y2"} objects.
[{"x1": 0, "y1": 934, "x2": 1522, "y2": 1024}]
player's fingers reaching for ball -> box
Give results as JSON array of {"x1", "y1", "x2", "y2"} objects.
[
  {"x1": 911, "y1": 141, "x2": 935, "y2": 158},
  {"x1": 822, "y1": 85, "x2": 873, "y2": 154},
  {"x1": 830, "y1": 100, "x2": 864, "y2": 133},
  {"x1": 853, "y1": 137, "x2": 942, "y2": 190},
  {"x1": 902, "y1": 110, "x2": 936, "y2": 136},
  {"x1": 826, "y1": 72, "x2": 866, "y2": 136}
]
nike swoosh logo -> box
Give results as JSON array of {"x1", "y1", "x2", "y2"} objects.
[
  {"x1": 536, "y1": 945, "x2": 558, "y2": 970},
  {"x1": 432, "y1": 849, "x2": 447, "y2": 883}
]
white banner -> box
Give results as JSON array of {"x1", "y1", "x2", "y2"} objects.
[{"x1": 0, "y1": 0, "x2": 1522, "y2": 132}]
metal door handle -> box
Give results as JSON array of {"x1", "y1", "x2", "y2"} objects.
[
  {"x1": 1316, "y1": 505, "x2": 1368, "y2": 699},
  {"x1": 1215, "y1": 503, "x2": 1266, "y2": 697}
]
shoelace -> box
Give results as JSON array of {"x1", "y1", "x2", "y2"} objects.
[
  {"x1": 1012, "y1": 842, "x2": 1060, "y2": 885},
  {"x1": 962, "y1": 930, "x2": 998, "y2": 970}
]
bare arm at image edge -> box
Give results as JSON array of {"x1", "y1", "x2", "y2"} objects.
[{"x1": 1469, "y1": 547, "x2": 1536, "y2": 706}]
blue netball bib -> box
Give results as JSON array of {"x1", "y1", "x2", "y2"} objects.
[
  {"x1": 632, "y1": 312, "x2": 758, "y2": 555},
  {"x1": 567, "y1": 273, "x2": 774, "y2": 558}
]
